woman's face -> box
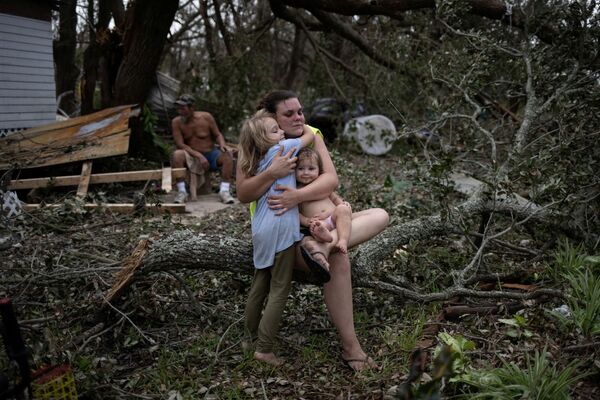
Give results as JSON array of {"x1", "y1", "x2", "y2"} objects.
[{"x1": 275, "y1": 98, "x2": 305, "y2": 138}]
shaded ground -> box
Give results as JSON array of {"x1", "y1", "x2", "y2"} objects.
[{"x1": 1, "y1": 142, "x2": 598, "y2": 399}]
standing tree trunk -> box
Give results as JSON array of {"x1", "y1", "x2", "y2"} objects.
[
  {"x1": 113, "y1": 0, "x2": 179, "y2": 105},
  {"x1": 53, "y1": 0, "x2": 79, "y2": 116}
]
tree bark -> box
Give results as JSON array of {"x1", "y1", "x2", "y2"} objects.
[
  {"x1": 113, "y1": 0, "x2": 179, "y2": 105},
  {"x1": 140, "y1": 191, "x2": 565, "y2": 303},
  {"x1": 53, "y1": 0, "x2": 79, "y2": 116}
]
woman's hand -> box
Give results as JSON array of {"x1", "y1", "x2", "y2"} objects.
[
  {"x1": 268, "y1": 185, "x2": 301, "y2": 215},
  {"x1": 267, "y1": 147, "x2": 297, "y2": 179}
]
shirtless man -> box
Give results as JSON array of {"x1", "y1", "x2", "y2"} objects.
[{"x1": 171, "y1": 94, "x2": 235, "y2": 204}]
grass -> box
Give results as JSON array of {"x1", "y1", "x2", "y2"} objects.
[{"x1": 458, "y1": 350, "x2": 588, "y2": 400}]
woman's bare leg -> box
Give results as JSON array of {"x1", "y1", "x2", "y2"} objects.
[
  {"x1": 293, "y1": 208, "x2": 388, "y2": 371},
  {"x1": 324, "y1": 252, "x2": 375, "y2": 371},
  {"x1": 346, "y1": 208, "x2": 389, "y2": 249}
]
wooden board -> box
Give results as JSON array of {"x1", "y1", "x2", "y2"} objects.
[
  {"x1": 23, "y1": 203, "x2": 186, "y2": 214},
  {"x1": 8, "y1": 168, "x2": 187, "y2": 190},
  {"x1": 76, "y1": 161, "x2": 93, "y2": 197},
  {"x1": 0, "y1": 105, "x2": 135, "y2": 169}
]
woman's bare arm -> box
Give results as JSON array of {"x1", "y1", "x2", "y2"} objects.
[
  {"x1": 269, "y1": 135, "x2": 338, "y2": 212},
  {"x1": 235, "y1": 146, "x2": 298, "y2": 203}
]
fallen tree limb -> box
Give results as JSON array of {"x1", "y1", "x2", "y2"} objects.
[{"x1": 133, "y1": 191, "x2": 566, "y2": 304}]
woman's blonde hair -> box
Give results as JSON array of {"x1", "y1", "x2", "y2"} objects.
[{"x1": 238, "y1": 109, "x2": 279, "y2": 176}]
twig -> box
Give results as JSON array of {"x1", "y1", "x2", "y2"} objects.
[
  {"x1": 166, "y1": 271, "x2": 205, "y2": 314},
  {"x1": 77, "y1": 318, "x2": 124, "y2": 354},
  {"x1": 563, "y1": 341, "x2": 600, "y2": 352},
  {"x1": 213, "y1": 316, "x2": 243, "y2": 365},
  {"x1": 101, "y1": 295, "x2": 156, "y2": 345}
]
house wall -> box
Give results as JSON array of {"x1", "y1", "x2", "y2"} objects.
[{"x1": 0, "y1": 11, "x2": 56, "y2": 137}]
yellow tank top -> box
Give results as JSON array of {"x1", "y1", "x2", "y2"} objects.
[{"x1": 249, "y1": 125, "x2": 323, "y2": 219}]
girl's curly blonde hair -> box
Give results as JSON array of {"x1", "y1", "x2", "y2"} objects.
[{"x1": 238, "y1": 109, "x2": 279, "y2": 176}]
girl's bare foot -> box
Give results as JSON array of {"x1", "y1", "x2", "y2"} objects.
[
  {"x1": 336, "y1": 239, "x2": 348, "y2": 254},
  {"x1": 309, "y1": 220, "x2": 333, "y2": 243},
  {"x1": 254, "y1": 351, "x2": 284, "y2": 366}
]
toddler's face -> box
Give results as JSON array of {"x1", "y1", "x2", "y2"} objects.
[
  {"x1": 296, "y1": 158, "x2": 319, "y2": 185},
  {"x1": 265, "y1": 118, "x2": 284, "y2": 142}
]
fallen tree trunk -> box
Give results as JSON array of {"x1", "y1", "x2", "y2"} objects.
[{"x1": 134, "y1": 191, "x2": 565, "y2": 303}]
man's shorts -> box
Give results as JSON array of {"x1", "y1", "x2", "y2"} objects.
[{"x1": 202, "y1": 148, "x2": 222, "y2": 171}]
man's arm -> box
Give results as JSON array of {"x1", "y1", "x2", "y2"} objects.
[{"x1": 207, "y1": 113, "x2": 229, "y2": 150}]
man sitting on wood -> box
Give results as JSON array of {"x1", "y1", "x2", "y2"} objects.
[{"x1": 171, "y1": 94, "x2": 235, "y2": 204}]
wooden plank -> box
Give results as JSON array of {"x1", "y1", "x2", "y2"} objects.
[
  {"x1": 23, "y1": 203, "x2": 186, "y2": 214},
  {"x1": 0, "y1": 129, "x2": 130, "y2": 169},
  {"x1": 76, "y1": 161, "x2": 93, "y2": 197},
  {"x1": 8, "y1": 168, "x2": 187, "y2": 190},
  {"x1": 0, "y1": 23, "x2": 52, "y2": 38},
  {"x1": 9, "y1": 105, "x2": 132, "y2": 138},
  {"x1": 161, "y1": 166, "x2": 172, "y2": 192},
  {"x1": 1, "y1": 106, "x2": 137, "y2": 169}
]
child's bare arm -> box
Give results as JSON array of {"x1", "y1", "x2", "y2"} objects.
[
  {"x1": 298, "y1": 125, "x2": 315, "y2": 148},
  {"x1": 330, "y1": 192, "x2": 344, "y2": 206},
  {"x1": 330, "y1": 192, "x2": 352, "y2": 211}
]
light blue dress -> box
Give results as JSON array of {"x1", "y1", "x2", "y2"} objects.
[{"x1": 252, "y1": 138, "x2": 303, "y2": 269}]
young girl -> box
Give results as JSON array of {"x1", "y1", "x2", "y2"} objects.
[
  {"x1": 237, "y1": 110, "x2": 314, "y2": 366},
  {"x1": 296, "y1": 147, "x2": 353, "y2": 254}
]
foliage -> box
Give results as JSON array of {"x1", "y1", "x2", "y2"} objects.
[
  {"x1": 457, "y1": 350, "x2": 587, "y2": 400},
  {"x1": 498, "y1": 314, "x2": 534, "y2": 339},
  {"x1": 547, "y1": 239, "x2": 589, "y2": 283},
  {"x1": 548, "y1": 240, "x2": 600, "y2": 338},
  {"x1": 435, "y1": 332, "x2": 476, "y2": 379}
]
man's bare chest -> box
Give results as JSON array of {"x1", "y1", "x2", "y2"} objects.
[{"x1": 181, "y1": 121, "x2": 211, "y2": 140}]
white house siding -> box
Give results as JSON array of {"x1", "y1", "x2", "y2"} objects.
[{"x1": 0, "y1": 12, "x2": 56, "y2": 137}]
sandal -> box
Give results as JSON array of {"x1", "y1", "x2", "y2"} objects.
[{"x1": 299, "y1": 245, "x2": 331, "y2": 283}]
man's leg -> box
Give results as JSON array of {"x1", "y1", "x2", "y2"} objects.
[
  {"x1": 215, "y1": 150, "x2": 235, "y2": 203},
  {"x1": 172, "y1": 149, "x2": 188, "y2": 203}
]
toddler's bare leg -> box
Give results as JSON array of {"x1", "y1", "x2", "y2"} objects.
[
  {"x1": 309, "y1": 219, "x2": 334, "y2": 243},
  {"x1": 332, "y1": 204, "x2": 352, "y2": 254}
]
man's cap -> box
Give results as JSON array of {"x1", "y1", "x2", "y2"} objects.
[{"x1": 175, "y1": 94, "x2": 195, "y2": 106}]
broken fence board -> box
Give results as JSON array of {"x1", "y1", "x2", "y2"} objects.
[
  {"x1": 8, "y1": 168, "x2": 187, "y2": 190},
  {"x1": 23, "y1": 203, "x2": 186, "y2": 214},
  {"x1": 76, "y1": 161, "x2": 93, "y2": 197}
]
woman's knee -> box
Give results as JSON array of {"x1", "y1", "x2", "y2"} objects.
[{"x1": 371, "y1": 208, "x2": 389, "y2": 228}]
